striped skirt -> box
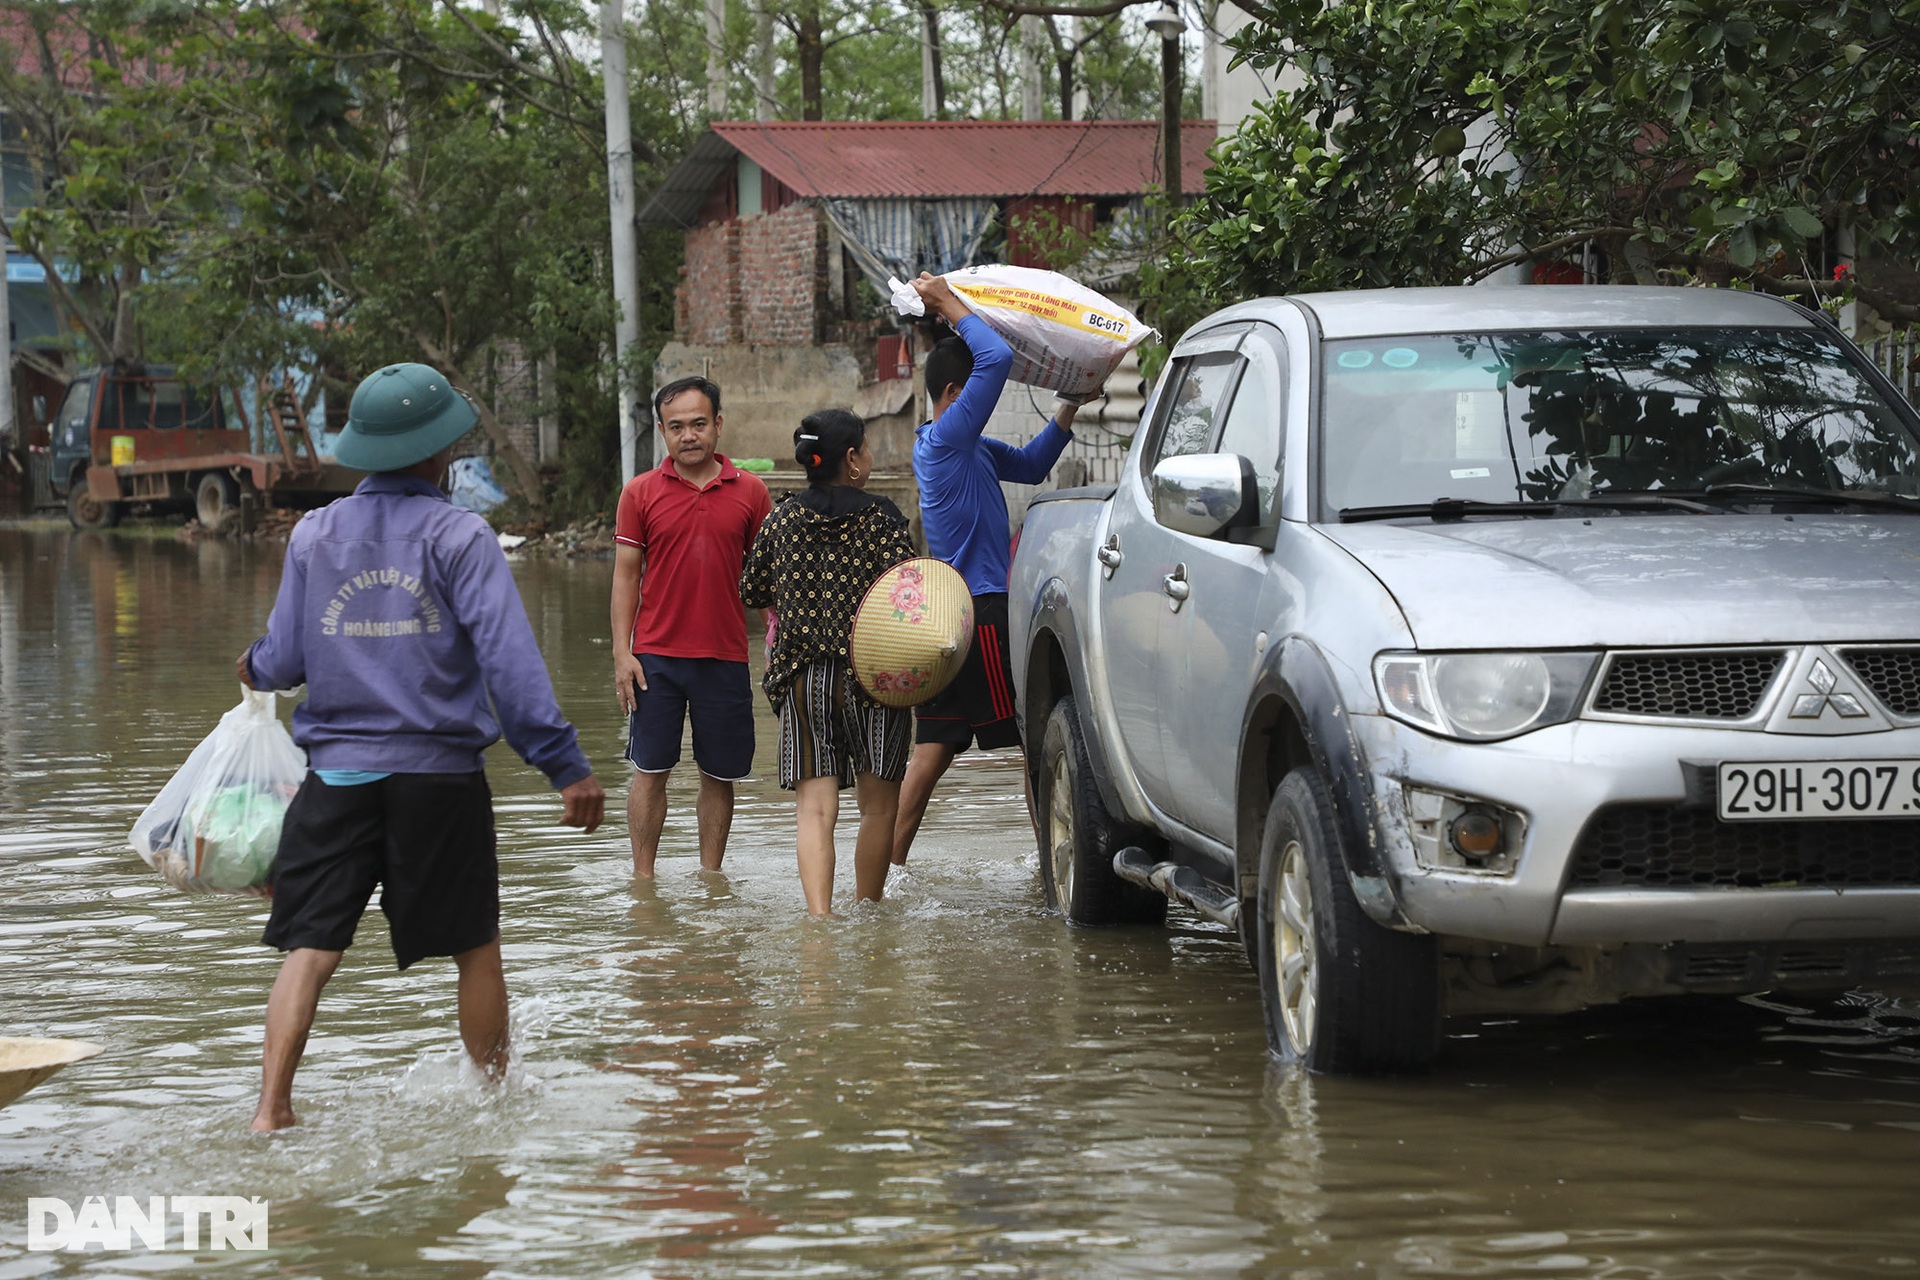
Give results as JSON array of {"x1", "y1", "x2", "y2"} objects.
[{"x1": 776, "y1": 658, "x2": 912, "y2": 790}]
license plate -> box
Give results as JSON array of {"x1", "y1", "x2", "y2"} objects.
[{"x1": 1718, "y1": 760, "x2": 1920, "y2": 820}]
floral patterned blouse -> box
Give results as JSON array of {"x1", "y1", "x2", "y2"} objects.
[{"x1": 738, "y1": 483, "x2": 917, "y2": 710}]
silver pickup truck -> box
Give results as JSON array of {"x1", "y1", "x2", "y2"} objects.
[{"x1": 1008, "y1": 285, "x2": 1920, "y2": 1074}]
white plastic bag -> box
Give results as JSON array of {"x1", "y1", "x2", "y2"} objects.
[
  {"x1": 130, "y1": 688, "x2": 307, "y2": 896},
  {"x1": 889, "y1": 264, "x2": 1156, "y2": 401}
]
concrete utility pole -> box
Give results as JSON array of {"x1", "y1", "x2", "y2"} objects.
[
  {"x1": 706, "y1": 0, "x2": 728, "y2": 118},
  {"x1": 602, "y1": 0, "x2": 644, "y2": 484},
  {"x1": 1147, "y1": 3, "x2": 1187, "y2": 226},
  {"x1": 0, "y1": 171, "x2": 14, "y2": 452},
  {"x1": 1071, "y1": 15, "x2": 1090, "y2": 120},
  {"x1": 1019, "y1": 15, "x2": 1045, "y2": 121},
  {"x1": 921, "y1": 8, "x2": 939, "y2": 119},
  {"x1": 756, "y1": 4, "x2": 775, "y2": 122},
  {"x1": 1199, "y1": 0, "x2": 1219, "y2": 124}
]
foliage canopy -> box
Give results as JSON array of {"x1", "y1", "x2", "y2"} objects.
[{"x1": 1148, "y1": 0, "x2": 1920, "y2": 339}]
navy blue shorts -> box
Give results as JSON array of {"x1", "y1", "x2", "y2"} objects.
[
  {"x1": 914, "y1": 593, "x2": 1020, "y2": 751},
  {"x1": 624, "y1": 654, "x2": 756, "y2": 780},
  {"x1": 261, "y1": 772, "x2": 497, "y2": 971}
]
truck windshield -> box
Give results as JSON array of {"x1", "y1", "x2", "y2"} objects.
[
  {"x1": 100, "y1": 378, "x2": 225, "y2": 432},
  {"x1": 1320, "y1": 328, "x2": 1920, "y2": 514}
]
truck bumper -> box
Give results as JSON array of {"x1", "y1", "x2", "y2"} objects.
[{"x1": 1350, "y1": 713, "x2": 1920, "y2": 947}]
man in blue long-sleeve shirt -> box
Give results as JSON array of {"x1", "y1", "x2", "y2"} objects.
[
  {"x1": 238, "y1": 362, "x2": 604, "y2": 1131},
  {"x1": 891, "y1": 273, "x2": 1079, "y2": 867}
]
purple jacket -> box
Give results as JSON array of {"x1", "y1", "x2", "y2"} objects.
[{"x1": 246, "y1": 473, "x2": 592, "y2": 789}]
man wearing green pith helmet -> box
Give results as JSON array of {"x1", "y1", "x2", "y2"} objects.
[{"x1": 238, "y1": 362, "x2": 606, "y2": 1132}]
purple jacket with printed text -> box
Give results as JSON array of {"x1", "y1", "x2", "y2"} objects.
[{"x1": 246, "y1": 473, "x2": 592, "y2": 788}]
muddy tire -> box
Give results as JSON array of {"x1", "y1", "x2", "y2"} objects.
[
  {"x1": 66, "y1": 476, "x2": 120, "y2": 529},
  {"x1": 1036, "y1": 695, "x2": 1167, "y2": 927},
  {"x1": 1257, "y1": 767, "x2": 1439, "y2": 1074},
  {"x1": 195, "y1": 471, "x2": 240, "y2": 531}
]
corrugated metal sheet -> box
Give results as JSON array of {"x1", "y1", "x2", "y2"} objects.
[{"x1": 640, "y1": 120, "x2": 1214, "y2": 227}]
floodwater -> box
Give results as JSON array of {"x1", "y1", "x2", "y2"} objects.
[{"x1": 2, "y1": 523, "x2": 1919, "y2": 1280}]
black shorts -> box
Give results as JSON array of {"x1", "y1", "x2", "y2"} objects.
[
  {"x1": 623, "y1": 654, "x2": 756, "y2": 780},
  {"x1": 261, "y1": 772, "x2": 498, "y2": 971},
  {"x1": 914, "y1": 592, "x2": 1020, "y2": 751}
]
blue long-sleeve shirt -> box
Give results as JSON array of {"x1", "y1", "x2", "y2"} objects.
[
  {"x1": 245, "y1": 473, "x2": 592, "y2": 789},
  {"x1": 914, "y1": 314, "x2": 1074, "y2": 595}
]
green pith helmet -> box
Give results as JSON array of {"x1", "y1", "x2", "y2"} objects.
[{"x1": 332, "y1": 363, "x2": 478, "y2": 473}]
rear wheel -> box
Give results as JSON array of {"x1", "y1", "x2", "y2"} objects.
[
  {"x1": 1036, "y1": 695, "x2": 1167, "y2": 926},
  {"x1": 195, "y1": 471, "x2": 240, "y2": 530},
  {"x1": 1258, "y1": 767, "x2": 1439, "y2": 1073},
  {"x1": 66, "y1": 475, "x2": 120, "y2": 529}
]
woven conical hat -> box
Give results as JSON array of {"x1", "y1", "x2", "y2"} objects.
[{"x1": 850, "y1": 558, "x2": 974, "y2": 707}]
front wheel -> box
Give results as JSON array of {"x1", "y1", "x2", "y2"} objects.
[
  {"x1": 66, "y1": 476, "x2": 121, "y2": 529},
  {"x1": 1257, "y1": 767, "x2": 1439, "y2": 1074},
  {"x1": 1036, "y1": 695, "x2": 1167, "y2": 927}
]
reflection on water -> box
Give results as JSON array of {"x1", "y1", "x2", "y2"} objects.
[{"x1": 3, "y1": 526, "x2": 1919, "y2": 1277}]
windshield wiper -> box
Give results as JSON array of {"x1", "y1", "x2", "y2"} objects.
[
  {"x1": 1338, "y1": 493, "x2": 1720, "y2": 523},
  {"x1": 1556, "y1": 493, "x2": 1721, "y2": 514},
  {"x1": 1338, "y1": 498, "x2": 1555, "y2": 523},
  {"x1": 1696, "y1": 482, "x2": 1920, "y2": 513}
]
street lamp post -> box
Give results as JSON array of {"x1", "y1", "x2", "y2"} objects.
[{"x1": 1146, "y1": 2, "x2": 1186, "y2": 226}]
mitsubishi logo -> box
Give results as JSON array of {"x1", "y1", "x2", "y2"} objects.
[{"x1": 1789, "y1": 659, "x2": 1869, "y2": 720}]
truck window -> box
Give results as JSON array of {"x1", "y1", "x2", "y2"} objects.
[
  {"x1": 96, "y1": 380, "x2": 139, "y2": 432},
  {"x1": 1214, "y1": 339, "x2": 1284, "y2": 522},
  {"x1": 149, "y1": 380, "x2": 183, "y2": 429},
  {"x1": 54, "y1": 379, "x2": 95, "y2": 451},
  {"x1": 182, "y1": 384, "x2": 223, "y2": 431},
  {"x1": 1149, "y1": 353, "x2": 1242, "y2": 468}
]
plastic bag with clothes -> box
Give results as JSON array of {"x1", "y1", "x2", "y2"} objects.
[
  {"x1": 889, "y1": 264, "x2": 1156, "y2": 402},
  {"x1": 130, "y1": 688, "x2": 307, "y2": 895}
]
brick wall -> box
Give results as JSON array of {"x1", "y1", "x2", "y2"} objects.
[
  {"x1": 676, "y1": 203, "x2": 825, "y2": 346},
  {"x1": 740, "y1": 203, "x2": 825, "y2": 345},
  {"x1": 680, "y1": 220, "x2": 743, "y2": 345}
]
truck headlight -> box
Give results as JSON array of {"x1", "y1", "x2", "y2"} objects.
[{"x1": 1374, "y1": 652, "x2": 1599, "y2": 741}]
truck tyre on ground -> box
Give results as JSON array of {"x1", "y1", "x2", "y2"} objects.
[
  {"x1": 65, "y1": 476, "x2": 120, "y2": 530},
  {"x1": 195, "y1": 472, "x2": 240, "y2": 531},
  {"x1": 1257, "y1": 767, "x2": 1440, "y2": 1074},
  {"x1": 1037, "y1": 695, "x2": 1167, "y2": 927}
]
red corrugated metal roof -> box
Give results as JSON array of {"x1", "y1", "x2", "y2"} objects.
[{"x1": 711, "y1": 120, "x2": 1214, "y2": 200}]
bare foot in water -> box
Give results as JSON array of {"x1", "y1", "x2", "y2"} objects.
[{"x1": 250, "y1": 1104, "x2": 296, "y2": 1133}]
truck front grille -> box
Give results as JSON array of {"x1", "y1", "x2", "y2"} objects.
[
  {"x1": 1589, "y1": 651, "x2": 1784, "y2": 719},
  {"x1": 1569, "y1": 805, "x2": 1920, "y2": 889},
  {"x1": 1841, "y1": 647, "x2": 1920, "y2": 716}
]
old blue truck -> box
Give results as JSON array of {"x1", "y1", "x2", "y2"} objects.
[{"x1": 43, "y1": 366, "x2": 355, "y2": 529}]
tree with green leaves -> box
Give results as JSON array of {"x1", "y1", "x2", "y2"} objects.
[
  {"x1": 1149, "y1": 0, "x2": 1919, "y2": 340},
  {"x1": 0, "y1": 2, "x2": 239, "y2": 372}
]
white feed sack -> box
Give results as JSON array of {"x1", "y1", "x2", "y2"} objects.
[{"x1": 890, "y1": 265, "x2": 1156, "y2": 402}]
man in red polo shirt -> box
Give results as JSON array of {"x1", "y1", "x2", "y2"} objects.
[{"x1": 611, "y1": 376, "x2": 772, "y2": 877}]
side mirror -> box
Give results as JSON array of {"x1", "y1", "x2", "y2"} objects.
[
  {"x1": 30, "y1": 395, "x2": 46, "y2": 425},
  {"x1": 1151, "y1": 452, "x2": 1260, "y2": 538}
]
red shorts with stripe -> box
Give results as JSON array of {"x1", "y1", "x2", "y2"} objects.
[{"x1": 913, "y1": 592, "x2": 1020, "y2": 751}]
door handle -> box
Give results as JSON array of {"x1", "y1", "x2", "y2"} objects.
[
  {"x1": 1096, "y1": 535, "x2": 1122, "y2": 579},
  {"x1": 1163, "y1": 563, "x2": 1190, "y2": 611}
]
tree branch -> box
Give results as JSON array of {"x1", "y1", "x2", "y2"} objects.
[{"x1": 977, "y1": 0, "x2": 1153, "y2": 19}]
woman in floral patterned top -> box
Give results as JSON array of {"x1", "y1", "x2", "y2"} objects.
[{"x1": 739, "y1": 409, "x2": 917, "y2": 915}]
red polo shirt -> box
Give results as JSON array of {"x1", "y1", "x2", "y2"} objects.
[{"x1": 614, "y1": 454, "x2": 772, "y2": 662}]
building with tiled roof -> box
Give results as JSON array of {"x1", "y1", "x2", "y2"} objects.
[{"x1": 645, "y1": 119, "x2": 1211, "y2": 499}]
